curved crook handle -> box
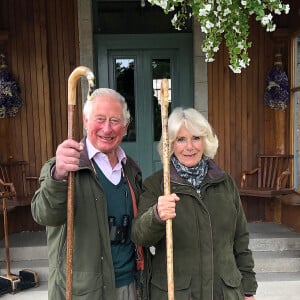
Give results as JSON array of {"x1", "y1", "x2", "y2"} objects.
[
  {"x1": 68, "y1": 66, "x2": 95, "y2": 105},
  {"x1": 67, "y1": 66, "x2": 95, "y2": 139}
]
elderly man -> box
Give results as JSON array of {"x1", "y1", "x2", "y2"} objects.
[{"x1": 32, "y1": 88, "x2": 145, "y2": 300}]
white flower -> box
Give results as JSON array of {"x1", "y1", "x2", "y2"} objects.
[
  {"x1": 266, "y1": 24, "x2": 276, "y2": 32},
  {"x1": 149, "y1": 0, "x2": 168, "y2": 10},
  {"x1": 285, "y1": 4, "x2": 290, "y2": 14},
  {"x1": 237, "y1": 42, "x2": 244, "y2": 50},
  {"x1": 171, "y1": 14, "x2": 177, "y2": 24},
  {"x1": 261, "y1": 14, "x2": 273, "y2": 26},
  {"x1": 274, "y1": 9, "x2": 281, "y2": 15},
  {"x1": 233, "y1": 26, "x2": 241, "y2": 34},
  {"x1": 199, "y1": 9, "x2": 208, "y2": 17},
  {"x1": 199, "y1": 4, "x2": 212, "y2": 17},
  {"x1": 229, "y1": 64, "x2": 242, "y2": 73},
  {"x1": 205, "y1": 20, "x2": 214, "y2": 29},
  {"x1": 239, "y1": 59, "x2": 246, "y2": 69},
  {"x1": 201, "y1": 26, "x2": 208, "y2": 34},
  {"x1": 223, "y1": 8, "x2": 231, "y2": 16}
]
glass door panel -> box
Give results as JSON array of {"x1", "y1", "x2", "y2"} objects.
[
  {"x1": 152, "y1": 59, "x2": 171, "y2": 141},
  {"x1": 114, "y1": 58, "x2": 136, "y2": 142}
]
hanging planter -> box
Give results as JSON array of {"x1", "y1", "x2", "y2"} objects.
[
  {"x1": 264, "y1": 53, "x2": 289, "y2": 111},
  {"x1": 148, "y1": 0, "x2": 290, "y2": 73},
  {"x1": 0, "y1": 54, "x2": 22, "y2": 118}
]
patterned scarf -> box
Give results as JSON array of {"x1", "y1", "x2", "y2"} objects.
[{"x1": 171, "y1": 154, "x2": 208, "y2": 191}]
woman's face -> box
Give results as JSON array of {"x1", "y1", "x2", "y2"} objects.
[{"x1": 173, "y1": 126, "x2": 205, "y2": 167}]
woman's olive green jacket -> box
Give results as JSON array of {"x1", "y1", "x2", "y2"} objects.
[
  {"x1": 131, "y1": 160, "x2": 257, "y2": 300},
  {"x1": 31, "y1": 139, "x2": 142, "y2": 300}
]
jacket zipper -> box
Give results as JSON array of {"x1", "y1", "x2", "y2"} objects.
[{"x1": 172, "y1": 180, "x2": 214, "y2": 300}]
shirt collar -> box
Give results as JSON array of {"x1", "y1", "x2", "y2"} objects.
[{"x1": 86, "y1": 137, "x2": 127, "y2": 164}]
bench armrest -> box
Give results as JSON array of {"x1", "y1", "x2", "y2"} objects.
[
  {"x1": 276, "y1": 169, "x2": 291, "y2": 190},
  {"x1": 0, "y1": 178, "x2": 17, "y2": 198},
  {"x1": 241, "y1": 168, "x2": 259, "y2": 188}
]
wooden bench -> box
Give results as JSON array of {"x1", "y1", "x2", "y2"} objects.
[
  {"x1": 0, "y1": 160, "x2": 38, "y2": 213},
  {"x1": 240, "y1": 154, "x2": 294, "y2": 197},
  {"x1": 239, "y1": 154, "x2": 294, "y2": 222}
]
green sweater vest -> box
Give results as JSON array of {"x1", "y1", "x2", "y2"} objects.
[{"x1": 92, "y1": 161, "x2": 135, "y2": 288}]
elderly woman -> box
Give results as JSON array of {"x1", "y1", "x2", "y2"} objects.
[{"x1": 131, "y1": 107, "x2": 257, "y2": 300}]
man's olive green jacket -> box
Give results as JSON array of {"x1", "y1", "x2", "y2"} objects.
[
  {"x1": 31, "y1": 139, "x2": 142, "y2": 300},
  {"x1": 131, "y1": 160, "x2": 257, "y2": 300}
]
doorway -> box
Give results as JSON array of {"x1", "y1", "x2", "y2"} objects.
[{"x1": 95, "y1": 33, "x2": 193, "y2": 177}]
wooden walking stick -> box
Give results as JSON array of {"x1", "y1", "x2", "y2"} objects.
[
  {"x1": 66, "y1": 66, "x2": 94, "y2": 300},
  {"x1": 0, "y1": 185, "x2": 20, "y2": 293},
  {"x1": 160, "y1": 78, "x2": 174, "y2": 300},
  {"x1": 0, "y1": 182, "x2": 38, "y2": 294}
]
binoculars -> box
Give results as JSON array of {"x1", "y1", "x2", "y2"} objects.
[{"x1": 108, "y1": 215, "x2": 130, "y2": 244}]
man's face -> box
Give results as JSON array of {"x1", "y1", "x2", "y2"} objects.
[{"x1": 83, "y1": 96, "x2": 128, "y2": 156}]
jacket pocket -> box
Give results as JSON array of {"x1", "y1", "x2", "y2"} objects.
[
  {"x1": 151, "y1": 274, "x2": 192, "y2": 300},
  {"x1": 151, "y1": 273, "x2": 191, "y2": 291},
  {"x1": 73, "y1": 271, "x2": 104, "y2": 296},
  {"x1": 57, "y1": 269, "x2": 103, "y2": 296},
  {"x1": 221, "y1": 270, "x2": 244, "y2": 300}
]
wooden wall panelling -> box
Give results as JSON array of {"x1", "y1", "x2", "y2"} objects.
[
  {"x1": 257, "y1": 25, "x2": 266, "y2": 155},
  {"x1": 216, "y1": 41, "x2": 224, "y2": 169},
  {"x1": 46, "y1": 0, "x2": 81, "y2": 150},
  {"x1": 223, "y1": 51, "x2": 231, "y2": 174},
  {"x1": 232, "y1": 68, "x2": 242, "y2": 185},
  {"x1": 24, "y1": 0, "x2": 38, "y2": 172},
  {"x1": 37, "y1": 0, "x2": 53, "y2": 168},
  {"x1": 53, "y1": 0, "x2": 67, "y2": 146},
  {"x1": 46, "y1": 0, "x2": 60, "y2": 149},
  {"x1": 240, "y1": 60, "x2": 249, "y2": 184},
  {"x1": 16, "y1": 0, "x2": 29, "y2": 164}
]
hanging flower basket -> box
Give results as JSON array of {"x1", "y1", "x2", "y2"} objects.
[
  {"x1": 148, "y1": 0, "x2": 290, "y2": 73},
  {"x1": 0, "y1": 54, "x2": 22, "y2": 118},
  {"x1": 264, "y1": 59, "x2": 289, "y2": 111}
]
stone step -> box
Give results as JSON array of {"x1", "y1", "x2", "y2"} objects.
[
  {"x1": 253, "y1": 250, "x2": 300, "y2": 273},
  {"x1": 255, "y1": 272, "x2": 300, "y2": 300},
  {"x1": 249, "y1": 222, "x2": 300, "y2": 252},
  {"x1": 256, "y1": 271, "x2": 300, "y2": 281},
  {"x1": 249, "y1": 235, "x2": 300, "y2": 252},
  {"x1": 0, "y1": 231, "x2": 47, "y2": 262}
]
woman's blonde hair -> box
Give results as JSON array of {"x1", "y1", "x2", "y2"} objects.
[{"x1": 157, "y1": 107, "x2": 219, "y2": 160}]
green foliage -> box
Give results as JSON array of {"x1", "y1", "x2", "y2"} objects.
[{"x1": 148, "y1": 0, "x2": 290, "y2": 73}]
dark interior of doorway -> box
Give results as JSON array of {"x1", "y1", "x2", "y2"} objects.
[{"x1": 93, "y1": 0, "x2": 192, "y2": 34}]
